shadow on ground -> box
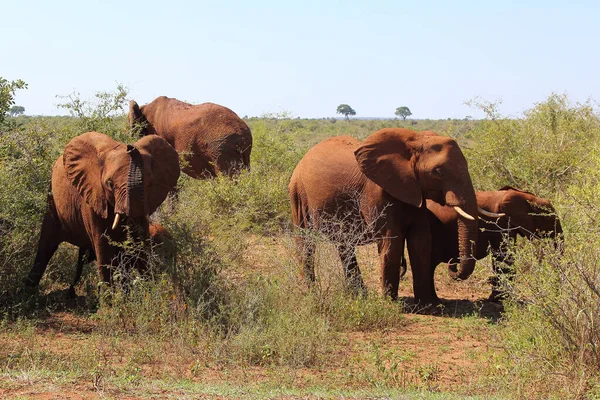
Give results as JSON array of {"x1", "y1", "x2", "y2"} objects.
[
  {"x1": 0, "y1": 286, "x2": 97, "y2": 324},
  {"x1": 402, "y1": 296, "x2": 505, "y2": 322}
]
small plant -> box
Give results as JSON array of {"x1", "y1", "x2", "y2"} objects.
[{"x1": 56, "y1": 84, "x2": 131, "y2": 140}]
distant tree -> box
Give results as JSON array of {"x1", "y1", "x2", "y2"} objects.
[
  {"x1": 8, "y1": 105, "x2": 25, "y2": 117},
  {"x1": 0, "y1": 77, "x2": 28, "y2": 126},
  {"x1": 395, "y1": 106, "x2": 412, "y2": 121},
  {"x1": 336, "y1": 104, "x2": 356, "y2": 121}
]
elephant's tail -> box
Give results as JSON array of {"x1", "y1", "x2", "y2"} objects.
[{"x1": 289, "y1": 182, "x2": 310, "y2": 230}]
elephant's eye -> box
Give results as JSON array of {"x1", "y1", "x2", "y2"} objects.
[
  {"x1": 106, "y1": 179, "x2": 113, "y2": 189},
  {"x1": 434, "y1": 167, "x2": 444, "y2": 178}
]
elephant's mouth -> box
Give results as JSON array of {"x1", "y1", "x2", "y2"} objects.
[{"x1": 110, "y1": 213, "x2": 146, "y2": 238}]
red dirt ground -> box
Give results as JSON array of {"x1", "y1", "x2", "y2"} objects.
[{"x1": 0, "y1": 237, "x2": 502, "y2": 399}]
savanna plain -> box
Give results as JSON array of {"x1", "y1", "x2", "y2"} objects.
[{"x1": 1, "y1": 86, "x2": 599, "y2": 399}]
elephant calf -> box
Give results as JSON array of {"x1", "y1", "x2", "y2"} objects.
[{"x1": 422, "y1": 186, "x2": 563, "y2": 301}]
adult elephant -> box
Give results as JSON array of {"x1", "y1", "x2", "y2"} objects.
[
  {"x1": 422, "y1": 186, "x2": 563, "y2": 301},
  {"x1": 23, "y1": 132, "x2": 180, "y2": 289},
  {"x1": 289, "y1": 128, "x2": 480, "y2": 305},
  {"x1": 128, "y1": 96, "x2": 252, "y2": 178},
  {"x1": 69, "y1": 221, "x2": 174, "y2": 297}
]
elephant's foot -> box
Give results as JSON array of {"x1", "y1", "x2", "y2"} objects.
[
  {"x1": 22, "y1": 276, "x2": 40, "y2": 287},
  {"x1": 67, "y1": 286, "x2": 77, "y2": 299},
  {"x1": 412, "y1": 285, "x2": 441, "y2": 307},
  {"x1": 403, "y1": 296, "x2": 443, "y2": 314},
  {"x1": 488, "y1": 289, "x2": 507, "y2": 303}
]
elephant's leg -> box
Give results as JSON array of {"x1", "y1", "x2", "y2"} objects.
[
  {"x1": 337, "y1": 244, "x2": 365, "y2": 295},
  {"x1": 69, "y1": 248, "x2": 93, "y2": 298},
  {"x1": 131, "y1": 241, "x2": 150, "y2": 279},
  {"x1": 295, "y1": 235, "x2": 316, "y2": 285},
  {"x1": 24, "y1": 212, "x2": 63, "y2": 287},
  {"x1": 378, "y1": 235, "x2": 405, "y2": 300},
  {"x1": 489, "y1": 238, "x2": 516, "y2": 302},
  {"x1": 93, "y1": 238, "x2": 117, "y2": 285},
  {"x1": 406, "y1": 217, "x2": 437, "y2": 304},
  {"x1": 391, "y1": 242, "x2": 408, "y2": 280}
]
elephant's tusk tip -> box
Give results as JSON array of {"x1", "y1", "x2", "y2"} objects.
[
  {"x1": 111, "y1": 213, "x2": 121, "y2": 230},
  {"x1": 453, "y1": 206, "x2": 475, "y2": 221}
]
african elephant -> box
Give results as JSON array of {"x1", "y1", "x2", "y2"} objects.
[
  {"x1": 23, "y1": 132, "x2": 180, "y2": 290},
  {"x1": 128, "y1": 96, "x2": 252, "y2": 178},
  {"x1": 70, "y1": 221, "x2": 174, "y2": 297},
  {"x1": 423, "y1": 186, "x2": 563, "y2": 301},
  {"x1": 289, "y1": 128, "x2": 480, "y2": 305}
]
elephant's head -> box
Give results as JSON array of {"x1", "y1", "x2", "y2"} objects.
[
  {"x1": 63, "y1": 132, "x2": 180, "y2": 229},
  {"x1": 496, "y1": 186, "x2": 563, "y2": 248},
  {"x1": 355, "y1": 128, "x2": 478, "y2": 280}
]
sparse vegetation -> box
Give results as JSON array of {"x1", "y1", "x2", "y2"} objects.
[{"x1": 0, "y1": 87, "x2": 599, "y2": 398}]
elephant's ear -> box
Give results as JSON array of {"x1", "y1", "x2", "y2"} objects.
[
  {"x1": 128, "y1": 100, "x2": 147, "y2": 135},
  {"x1": 354, "y1": 129, "x2": 422, "y2": 207},
  {"x1": 63, "y1": 132, "x2": 120, "y2": 218},
  {"x1": 134, "y1": 135, "x2": 180, "y2": 215}
]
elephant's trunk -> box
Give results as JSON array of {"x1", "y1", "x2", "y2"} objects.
[
  {"x1": 446, "y1": 189, "x2": 478, "y2": 281},
  {"x1": 126, "y1": 144, "x2": 145, "y2": 218},
  {"x1": 449, "y1": 216, "x2": 478, "y2": 280}
]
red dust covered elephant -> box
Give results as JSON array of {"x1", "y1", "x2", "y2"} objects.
[
  {"x1": 24, "y1": 132, "x2": 180, "y2": 289},
  {"x1": 128, "y1": 96, "x2": 252, "y2": 179},
  {"x1": 289, "y1": 128, "x2": 481, "y2": 305}
]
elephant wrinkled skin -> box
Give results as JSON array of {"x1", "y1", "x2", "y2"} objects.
[
  {"x1": 289, "y1": 128, "x2": 479, "y2": 305},
  {"x1": 129, "y1": 96, "x2": 252, "y2": 178},
  {"x1": 24, "y1": 132, "x2": 180, "y2": 289},
  {"x1": 423, "y1": 186, "x2": 563, "y2": 301}
]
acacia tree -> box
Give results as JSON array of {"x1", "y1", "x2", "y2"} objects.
[
  {"x1": 336, "y1": 104, "x2": 356, "y2": 121},
  {"x1": 8, "y1": 106, "x2": 25, "y2": 117},
  {"x1": 395, "y1": 106, "x2": 412, "y2": 121}
]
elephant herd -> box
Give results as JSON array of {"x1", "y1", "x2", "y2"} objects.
[
  {"x1": 22, "y1": 96, "x2": 563, "y2": 306},
  {"x1": 23, "y1": 96, "x2": 252, "y2": 292}
]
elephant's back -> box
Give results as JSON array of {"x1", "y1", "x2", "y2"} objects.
[
  {"x1": 157, "y1": 100, "x2": 251, "y2": 158},
  {"x1": 290, "y1": 136, "x2": 366, "y2": 216},
  {"x1": 164, "y1": 101, "x2": 249, "y2": 138},
  {"x1": 476, "y1": 190, "x2": 509, "y2": 213}
]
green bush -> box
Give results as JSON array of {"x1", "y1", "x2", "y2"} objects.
[{"x1": 466, "y1": 94, "x2": 600, "y2": 397}]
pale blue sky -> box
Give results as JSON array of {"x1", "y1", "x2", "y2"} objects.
[{"x1": 3, "y1": 1, "x2": 599, "y2": 118}]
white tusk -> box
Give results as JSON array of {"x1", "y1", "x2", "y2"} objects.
[
  {"x1": 478, "y1": 207, "x2": 505, "y2": 218},
  {"x1": 111, "y1": 213, "x2": 121, "y2": 230},
  {"x1": 453, "y1": 206, "x2": 475, "y2": 221}
]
